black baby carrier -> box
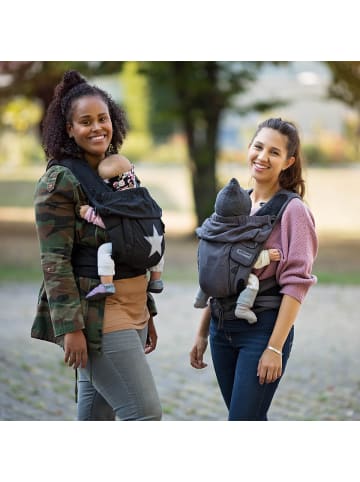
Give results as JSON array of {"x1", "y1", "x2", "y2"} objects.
[{"x1": 47, "y1": 158, "x2": 165, "y2": 276}]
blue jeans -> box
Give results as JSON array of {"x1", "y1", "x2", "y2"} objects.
[
  {"x1": 209, "y1": 310, "x2": 294, "y2": 421},
  {"x1": 77, "y1": 328, "x2": 162, "y2": 421}
]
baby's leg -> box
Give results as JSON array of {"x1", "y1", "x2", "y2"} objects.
[
  {"x1": 234, "y1": 273, "x2": 259, "y2": 323},
  {"x1": 98, "y1": 242, "x2": 115, "y2": 282},
  {"x1": 148, "y1": 257, "x2": 164, "y2": 293},
  {"x1": 86, "y1": 243, "x2": 116, "y2": 300}
]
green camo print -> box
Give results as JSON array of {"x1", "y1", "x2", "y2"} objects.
[{"x1": 31, "y1": 165, "x2": 157, "y2": 353}]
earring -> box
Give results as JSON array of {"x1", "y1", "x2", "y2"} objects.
[{"x1": 107, "y1": 143, "x2": 116, "y2": 155}]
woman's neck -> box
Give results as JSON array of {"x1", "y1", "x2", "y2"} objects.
[
  {"x1": 85, "y1": 154, "x2": 104, "y2": 171},
  {"x1": 251, "y1": 182, "x2": 281, "y2": 204}
]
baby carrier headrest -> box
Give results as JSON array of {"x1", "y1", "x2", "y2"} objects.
[{"x1": 215, "y1": 178, "x2": 252, "y2": 217}]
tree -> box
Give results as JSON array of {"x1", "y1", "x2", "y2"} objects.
[
  {"x1": 0, "y1": 61, "x2": 123, "y2": 121},
  {"x1": 140, "y1": 61, "x2": 285, "y2": 225},
  {"x1": 326, "y1": 61, "x2": 360, "y2": 157},
  {"x1": 0, "y1": 61, "x2": 285, "y2": 225}
]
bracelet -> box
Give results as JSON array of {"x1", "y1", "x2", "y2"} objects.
[{"x1": 267, "y1": 345, "x2": 282, "y2": 356}]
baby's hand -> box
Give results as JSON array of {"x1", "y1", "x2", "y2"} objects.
[
  {"x1": 80, "y1": 205, "x2": 90, "y2": 219},
  {"x1": 268, "y1": 249, "x2": 281, "y2": 262}
]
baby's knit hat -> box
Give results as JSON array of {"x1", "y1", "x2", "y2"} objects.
[{"x1": 215, "y1": 177, "x2": 251, "y2": 217}]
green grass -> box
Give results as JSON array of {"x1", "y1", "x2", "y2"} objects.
[
  {"x1": 1, "y1": 264, "x2": 360, "y2": 285},
  {"x1": 163, "y1": 266, "x2": 198, "y2": 284},
  {"x1": 315, "y1": 272, "x2": 360, "y2": 285},
  {"x1": 0, "y1": 264, "x2": 42, "y2": 282}
]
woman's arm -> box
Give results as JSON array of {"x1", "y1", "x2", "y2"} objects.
[
  {"x1": 258, "y1": 200, "x2": 318, "y2": 384},
  {"x1": 257, "y1": 294, "x2": 300, "y2": 384},
  {"x1": 144, "y1": 317, "x2": 158, "y2": 354},
  {"x1": 190, "y1": 305, "x2": 211, "y2": 369},
  {"x1": 80, "y1": 204, "x2": 106, "y2": 229},
  {"x1": 35, "y1": 166, "x2": 88, "y2": 368}
]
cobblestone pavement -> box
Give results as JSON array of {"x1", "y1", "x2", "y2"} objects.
[{"x1": 1, "y1": 282, "x2": 359, "y2": 421}]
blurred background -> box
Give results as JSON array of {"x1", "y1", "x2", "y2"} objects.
[
  {"x1": 0, "y1": 60, "x2": 359, "y2": 284},
  {"x1": 1, "y1": 61, "x2": 360, "y2": 422}
]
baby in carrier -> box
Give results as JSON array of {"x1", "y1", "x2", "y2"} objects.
[
  {"x1": 80, "y1": 154, "x2": 164, "y2": 300},
  {"x1": 194, "y1": 178, "x2": 281, "y2": 323}
]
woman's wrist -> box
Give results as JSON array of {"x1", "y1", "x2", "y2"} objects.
[{"x1": 266, "y1": 345, "x2": 282, "y2": 356}]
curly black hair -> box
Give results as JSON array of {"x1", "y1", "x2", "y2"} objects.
[{"x1": 41, "y1": 70, "x2": 127, "y2": 161}]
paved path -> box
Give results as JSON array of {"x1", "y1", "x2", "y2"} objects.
[{"x1": 0, "y1": 282, "x2": 359, "y2": 421}]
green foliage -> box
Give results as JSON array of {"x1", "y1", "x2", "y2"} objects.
[
  {"x1": 303, "y1": 124, "x2": 358, "y2": 166},
  {"x1": 121, "y1": 132, "x2": 153, "y2": 162},
  {"x1": 121, "y1": 62, "x2": 150, "y2": 132},
  {"x1": 0, "y1": 130, "x2": 44, "y2": 167},
  {"x1": 138, "y1": 61, "x2": 283, "y2": 224},
  {"x1": 1, "y1": 97, "x2": 42, "y2": 131},
  {"x1": 123, "y1": 134, "x2": 188, "y2": 164},
  {"x1": 302, "y1": 144, "x2": 354, "y2": 166},
  {"x1": 326, "y1": 61, "x2": 360, "y2": 110},
  {"x1": 119, "y1": 62, "x2": 153, "y2": 160},
  {"x1": 0, "y1": 61, "x2": 123, "y2": 110}
]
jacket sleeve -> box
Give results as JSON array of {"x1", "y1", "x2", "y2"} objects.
[
  {"x1": 277, "y1": 198, "x2": 318, "y2": 303},
  {"x1": 34, "y1": 166, "x2": 85, "y2": 337}
]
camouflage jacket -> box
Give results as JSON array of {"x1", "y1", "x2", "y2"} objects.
[{"x1": 31, "y1": 164, "x2": 157, "y2": 353}]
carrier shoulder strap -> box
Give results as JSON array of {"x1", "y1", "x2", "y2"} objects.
[
  {"x1": 47, "y1": 158, "x2": 112, "y2": 203},
  {"x1": 249, "y1": 188, "x2": 300, "y2": 225}
]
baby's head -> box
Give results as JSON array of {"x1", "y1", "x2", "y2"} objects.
[
  {"x1": 98, "y1": 154, "x2": 132, "y2": 180},
  {"x1": 215, "y1": 178, "x2": 251, "y2": 217}
]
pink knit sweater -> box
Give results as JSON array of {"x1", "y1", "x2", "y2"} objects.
[{"x1": 252, "y1": 198, "x2": 318, "y2": 303}]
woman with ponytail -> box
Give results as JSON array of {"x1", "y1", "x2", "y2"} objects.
[
  {"x1": 31, "y1": 70, "x2": 162, "y2": 421},
  {"x1": 190, "y1": 118, "x2": 318, "y2": 420}
]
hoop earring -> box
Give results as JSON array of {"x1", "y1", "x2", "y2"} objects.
[{"x1": 106, "y1": 143, "x2": 116, "y2": 155}]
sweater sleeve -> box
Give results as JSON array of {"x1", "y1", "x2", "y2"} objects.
[{"x1": 276, "y1": 198, "x2": 318, "y2": 303}]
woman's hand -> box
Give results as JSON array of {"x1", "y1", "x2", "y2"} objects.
[
  {"x1": 145, "y1": 317, "x2": 158, "y2": 354},
  {"x1": 64, "y1": 330, "x2": 88, "y2": 369},
  {"x1": 190, "y1": 335, "x2": 208, "y2": 369},
  {"x1": 257, "y1": 348, "x2": 282, "y2": 385}
]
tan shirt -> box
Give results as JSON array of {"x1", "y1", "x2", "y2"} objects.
[{"x1": 103, "y1": 275, "x2": 149, "y2": 333}]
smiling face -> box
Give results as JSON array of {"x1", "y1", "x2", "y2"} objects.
[
  {"x1": 66, "y1": 95, "x2": 113, "y2": 168},
  {"x1": 248, "y1": 127, "x2": 295, "y2": 188}
]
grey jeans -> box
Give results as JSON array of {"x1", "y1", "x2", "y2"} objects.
[{"x1": 77, "y1": 327, "x2": 162, "y2": 421}]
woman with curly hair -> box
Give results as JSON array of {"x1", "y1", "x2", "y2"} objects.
[{"x1": 31, "y1": 70, "x2": 162, "y2": 421}]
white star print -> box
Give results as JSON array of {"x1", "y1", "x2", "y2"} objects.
[{"x1": 144, "y1": 225, "x2": 163, "y2": 257}]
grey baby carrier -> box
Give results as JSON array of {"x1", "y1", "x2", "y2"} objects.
[
  {"x1": 196, "y1": 189, "x2": 298, "y2": 298},
  {"x1": 196, "y1": 179, "x2": 299, "y2": 323}
]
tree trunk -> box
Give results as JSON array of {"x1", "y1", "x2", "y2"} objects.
[
  {"x1": 171, "y1": 62, "x2": 222, "y2": 227},
  {"x1": 184, "y1": 114, "x2": 219, "y2": 226},
  {"x1": 191, "y1": 153, "x2": 217, "y2": 226}
]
